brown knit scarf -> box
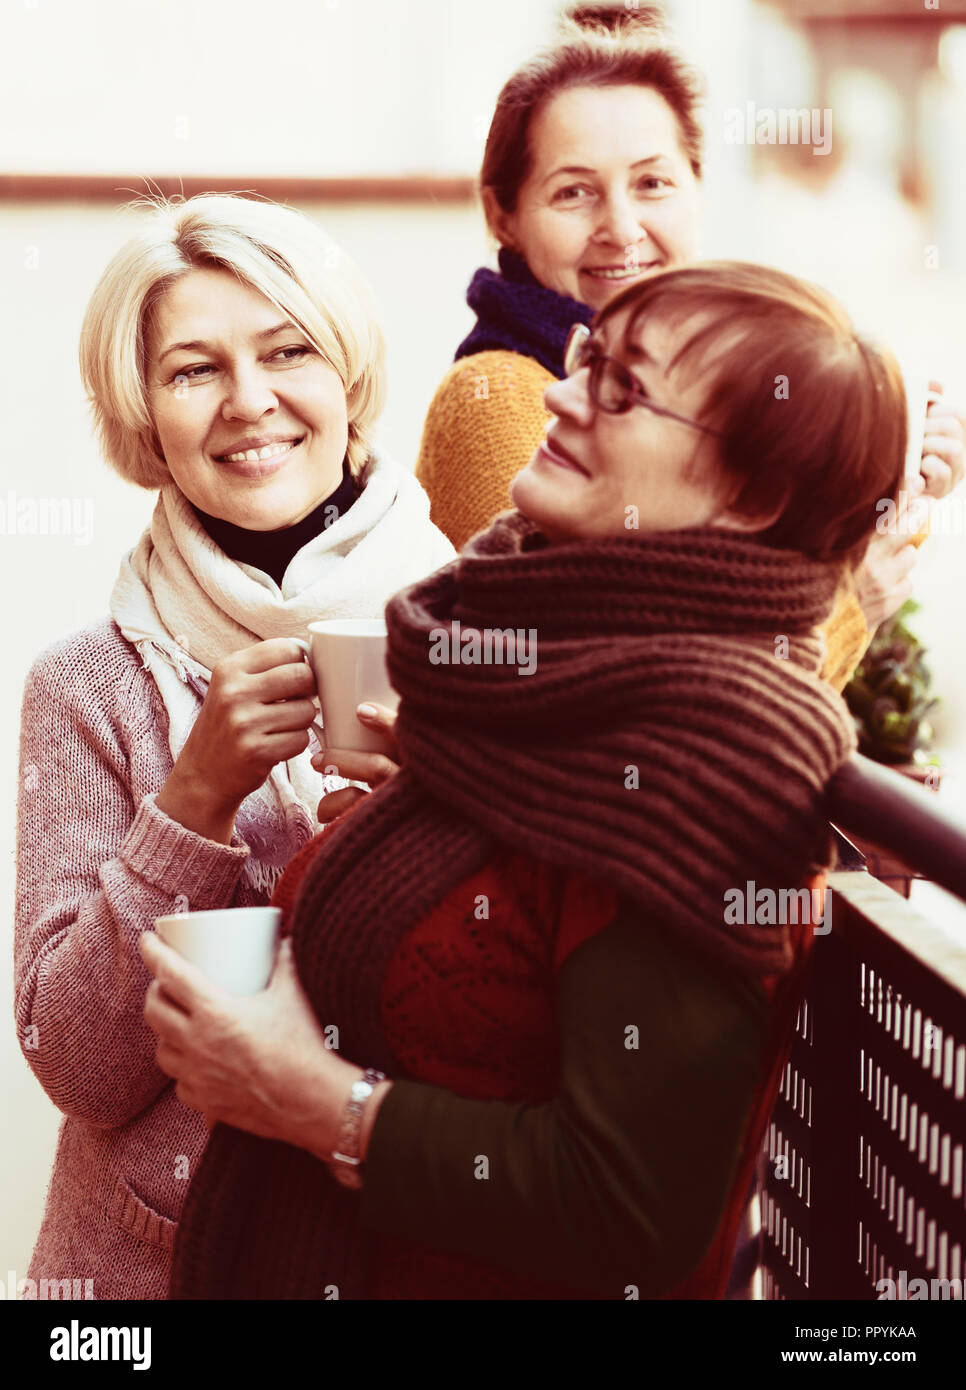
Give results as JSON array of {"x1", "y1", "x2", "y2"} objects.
[{"x1": 169, "y1": 512, "x2": 856, "y2": 1299}]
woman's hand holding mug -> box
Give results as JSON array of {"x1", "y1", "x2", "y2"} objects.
[
  {"x1": 156, "y1": 639, "x2": 317, "y2": 844},
  {"x1": 852, "y1": 381, "x2": 964, "y2": 635},
  {"x1": 854, "y1": 481, "x2": 931, "y2": 633},
  {"x1": 312, "y1": 702, "x2": 400, "y2": 824},
  {"x1": 920, "y1": 381, "x2": 965, "y2": 501}
]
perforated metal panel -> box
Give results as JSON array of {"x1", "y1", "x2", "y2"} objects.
[
  {"x1": 761, "y1": 1000, "x2": 813, "y2": 1298},
  {"x1": 759, "y1": 873, "x2": 966, "y2": 1300}
]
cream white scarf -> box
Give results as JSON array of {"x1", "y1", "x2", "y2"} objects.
[{"x1": 109, "y1": 447, "x2": 455, "y2": 894}]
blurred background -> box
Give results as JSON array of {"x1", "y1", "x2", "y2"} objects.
[{"x1": 3, "y1": 0, "x2": 966, "y2": 1286}]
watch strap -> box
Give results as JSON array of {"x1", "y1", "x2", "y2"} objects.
[{"x1": 328, "y1": 1067, "x2": 387, "y2": 1189}]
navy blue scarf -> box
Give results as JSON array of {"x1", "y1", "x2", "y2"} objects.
[{"x1": 455, "y1": 247, "x2": 594, "y2": 379}]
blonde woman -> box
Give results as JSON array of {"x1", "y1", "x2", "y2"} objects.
[{"x1": 14, "y1": 194, "x2": 454, "y2": 1300}]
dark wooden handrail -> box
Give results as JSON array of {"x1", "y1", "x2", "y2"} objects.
[{"x1": 825, "y1": 753, "x2": 966, "y2": 904}]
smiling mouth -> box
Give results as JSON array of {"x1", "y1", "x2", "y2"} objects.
[
  {"x1": 540, "y1": 434, "x2": 590, "y2": 476},
  {"x1": 214, "y1": 435, "x2": 305, "y2": 464},
  {"x1": 581, "y1": 263, "x2": 660, "y2": 281}
]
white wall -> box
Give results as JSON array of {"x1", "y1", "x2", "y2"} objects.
[{"x1": 0, "y1": 0, "x2": 559, "y2": 177}]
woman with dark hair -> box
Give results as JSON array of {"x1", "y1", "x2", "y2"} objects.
[
  {"x1": 414, "y1": 3, "x2": 963, "y2": 689},
  {"x1": 144, "y1": 260, "x2": 905, "y2": 1300}
]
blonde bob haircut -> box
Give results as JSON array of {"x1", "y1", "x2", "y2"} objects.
[{"x1": 79, "y1": 193, "x2": 386, "y2": 489}]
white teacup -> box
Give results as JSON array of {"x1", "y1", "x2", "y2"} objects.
[
  {"x1": 154, "y1": 907, "x2": 282, "y2": 995},
  {"x1": 295, "y1": 618, "x2": 399, "y2": 756},
  {"x1": 901, "y1": 367, "x2": 941, "y2": 483}
]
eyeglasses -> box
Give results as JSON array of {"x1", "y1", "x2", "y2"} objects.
[{"x1": 563, "y1": 323, "x2": 725, "y2": 438}]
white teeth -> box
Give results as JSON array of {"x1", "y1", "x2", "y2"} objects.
[
  {"x1": 223, "y1": 440, "x2": 297, "y2": 463},
  {"x1": 585, "y1": 266, "x2": 650, "y2": 280}
]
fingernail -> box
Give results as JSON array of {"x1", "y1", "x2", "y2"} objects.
[{"x1": 357, "y1": 703, "x2": 378, "y2": 719}]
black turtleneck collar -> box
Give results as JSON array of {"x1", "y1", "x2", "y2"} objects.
[{"x1": 193, "y1": 459, "x2": 360, "y2": 587}]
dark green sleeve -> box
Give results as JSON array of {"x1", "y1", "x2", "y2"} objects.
[{"x1": 358, "y1": 899, "x2": 770, "y2": 1297}]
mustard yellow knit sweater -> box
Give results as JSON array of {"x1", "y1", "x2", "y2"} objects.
[{"x1": 415, "y1": 348, "x2": 920, "y2": 694}]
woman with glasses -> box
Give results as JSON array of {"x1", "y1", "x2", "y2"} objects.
[
  {"x1": 145, "y1": 260, "x2": 903, "y2": 1300},
  {"x1": 414, "y1": 4, "x2": 964, "y2": 688}
]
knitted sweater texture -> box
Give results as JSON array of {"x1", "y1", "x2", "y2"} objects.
[
  {"x1": 454, "y1": 246, "x2": 593, "y2": 378},
  {"x1": 14, "y1": 619, "x2": 313, "y2": 1300},
  {"x1": 264, "y1": 832, "x2": 818, "y2": 1300}
]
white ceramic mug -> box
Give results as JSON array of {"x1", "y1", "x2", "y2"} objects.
[
  {"x1": 901, "y1": 367, "x2": 941, "y2": 483},
  {"x1": 154, "y1": 906, "x2": 282, "y2": 995},
  {"x1": 294, "y1": 618, "x2": 399, "y2": 756}
]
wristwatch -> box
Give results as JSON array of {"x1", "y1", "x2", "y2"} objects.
[{"x1": 327, "y1": 1068, "x2": 387, "y2": 1190}]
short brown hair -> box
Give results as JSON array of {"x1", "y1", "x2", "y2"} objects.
[
  {"x1": 480, "y1": 4, "x2": 704, "y2": 232},
  {"x1": 598, "y1": 260, "x2": 907, "y2": 569}
]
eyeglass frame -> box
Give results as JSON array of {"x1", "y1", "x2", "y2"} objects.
[{"x1": 563, "y1": 323, "x2": 725, "y2": 439}]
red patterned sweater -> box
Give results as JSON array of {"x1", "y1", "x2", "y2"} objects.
[{"x1": 272, "y1": 822, "x2": 815, "y2": 1299}]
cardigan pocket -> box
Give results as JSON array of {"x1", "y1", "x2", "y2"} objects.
[{"x1": 109, "y1": 1176, "x2": 177, "y2": 1253}]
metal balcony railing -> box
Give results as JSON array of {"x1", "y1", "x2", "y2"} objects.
[{"x1": 755, "y1": 753, "x2": 966, "y2": 1300}]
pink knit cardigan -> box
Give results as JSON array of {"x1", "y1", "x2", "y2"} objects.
[{"x1": 14, "y1": 617, "x2": 316, "y2": 1300}]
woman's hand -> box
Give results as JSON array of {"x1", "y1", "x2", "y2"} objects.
[
  {"x1": 313, "y1": 702, "x2": 399, "y2": 824},
  {"x1": 139, "y1": 932, "x2": 360, "y2": 1158},
  {"x1": 156, "y1": 639, "x2": 318, "y2": 841},
  {"x1": 852, "y1": 386, "x2": 962, "y2": 635},
  {"x1": 854, "y1": 485, "x2": 932, "y2": 633},
  {"x1": 921, "y1": 382, "x2": 965, "y2": 500}
]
